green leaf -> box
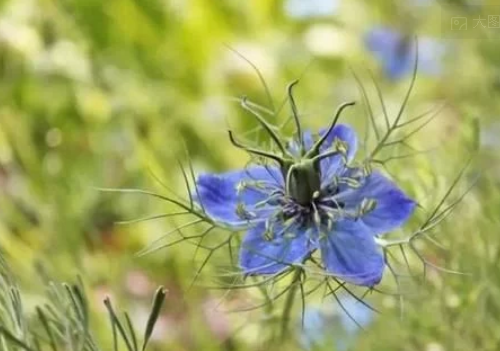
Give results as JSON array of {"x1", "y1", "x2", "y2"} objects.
[{"x1": 141, "y1": 286, "x2": 167, "y2": 351}]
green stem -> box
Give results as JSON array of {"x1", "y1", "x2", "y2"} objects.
[{"x1": 279, "y1": 267, "x2": 302, "y2": 340}]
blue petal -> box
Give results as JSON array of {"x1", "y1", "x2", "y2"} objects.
[
  {"x1": 364, "y1": 27, "x2": 445, "y2": 80},
  {"x1": 320, "y1": 220, "x2": 384, "y2": 286},
  {"x1": 364, "y1": 27, "x2": 413, "y2": 80},
  {"x1": 318, "y1": 124, "x2": 358, "y2": 183},
  {"x1": 239, "y1": 221, "x2": 315, "y2": 274},
  {"x1": 195, "y1": 166, "x2": 283, "y2": 228},
  {"x1": 385, "y1": 56, "x2": 412, "y2": 80},
  {"x1": 365, "y1": 27, "x2": 401, "y2": 55},
  {"x1": 336, "y1": 171, "x2": 416, "y2": 234},
  {"x1": 288, "y1": 130, "x2": 314, "y2": 157}
]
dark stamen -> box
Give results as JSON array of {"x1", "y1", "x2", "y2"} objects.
[{"x1": 320, "y1": 199, "x2": 345, "y2": 210}]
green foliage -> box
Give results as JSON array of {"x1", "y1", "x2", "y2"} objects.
[{"x1": 0, "y1": 255, "x2": 167, "y2": 351}]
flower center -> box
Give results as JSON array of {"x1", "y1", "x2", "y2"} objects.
[{"x1": 286, "y1": 159, "x2": 321, "y2": 206}]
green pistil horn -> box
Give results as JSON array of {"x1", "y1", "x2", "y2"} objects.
[
  {"x1": 240, "y1": 96, "x2": 290, "y2": 157},
  {"x1": 227, "y1": 81, "x2": 357, "y2": 207},
  {"x1": 305, "y1": 101, "x2": 356, "y2": 158},
  {"x1": 287, "y1": 80, "x2": 304, "y2": 156}
]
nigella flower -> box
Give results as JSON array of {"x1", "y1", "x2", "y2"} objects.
[
  {"x1": 195, "y1": 83, "x2": 416, "y2": 287},
  {"x1": 364, "y1": 26, "x2": 445, "y2": 80}
]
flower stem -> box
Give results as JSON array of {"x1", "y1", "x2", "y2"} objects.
[{"x1": 279, "y1": 267, "x2": 302, "y2": 340}]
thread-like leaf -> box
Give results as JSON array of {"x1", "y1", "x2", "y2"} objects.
[{"x1": 142, "y1": 287, "x2": 167, "y2": 351}]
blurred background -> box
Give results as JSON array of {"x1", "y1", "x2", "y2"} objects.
[{"x1": 0, "y1": 0, "x2": 499, "y2": 350}]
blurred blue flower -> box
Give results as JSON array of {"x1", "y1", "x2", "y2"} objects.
[
  {"x1": 480, "y1": 121, "x2": 500, "y2": 149},
  {"x1": 285, "y1": 0, "x2": 339, "y2": 19},
  {"x1": 364, "y1": 27, "x2": 446, "y2": 80},
  {"x1": 411, "y1": 0, "x2": 435, "y2": 7},
  {"x1": 338, "y1": 295, "x2": 374, "y2": 334},
  {"x1": 195, "y1": 116, "x2": 415, "y2": 287},
  {"x1": 300, "y1": 296, "x2": 374, "y2": 350}
]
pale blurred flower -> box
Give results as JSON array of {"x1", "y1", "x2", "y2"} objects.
[
  {"x1": 303, "y1": 24, "x2": 349, "y2": 57},
  {"x1": 32, "y1": 40, "x2": 92, "y2": 82},
  {"x1": 414, "y1": 0, "x2": 434, "y2": 6},
  {"x1": 445, "y1": 292, "x2": 460, "y2": 308},
  {"x1": 0, "y1": 0, "x2": 42, "y2": 59},
  {"x1": 1, "y1": 0, "x2": 38, "y2": 22},
  {"x1": 200, "y1": 96, "x2": 227, "y2": 122},
  {"x1": 0, "y1": 20, "x2": 41, "y2": 58},
  {"x1": 125, "y1": 270, "x2": 153, "y2": 297},
  {"x1": 130, "y1": 305, "x2": 171, "y2": 342},
  {"x1": 76, "y1": 87, "x2": 112, "y2": 123},
  {"x1": 202, "y1": 298, "x2": 231, "y2": 340},
  {"x1": 481, "y1": 122, "x2": 500, "y2": 149},
  {"x1": 285, "y1": 0, "x2": 340, "y2": 19},
  {"x1": 223, "y1": 42, "x2": 277, "y2": 80},
  {"x1": 93, "y1": 285, "x2": 115, "y2": 312},
  {"x1": 382, "y1": 295, "x2": 397, "y2": 309},
  {"x1": 164, "y1": 0, "x2": 188, "y2": 18},
  {"x1": 43, "y1": 152, "x2": 62, "y2": 176},
  {"x1": 45, "y1": 128, "x2": 63, "y2": 148},
  {"x1": 426, "y1": 342, "x2": 445, "y2": 351}
]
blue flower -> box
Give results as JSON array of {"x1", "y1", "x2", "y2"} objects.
[
  {"x1": 284, "y1": 0, "x2": 339, "y2": 19},
  {"x1": 300, "y1": 296, "x2": 374, "y2": 350},
  {"x1": 195, "y1": 90, "x2": 416, "y2": 287},
  {"x1": 364, "y1": 26, "x2": 445, "y2": 80}
]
